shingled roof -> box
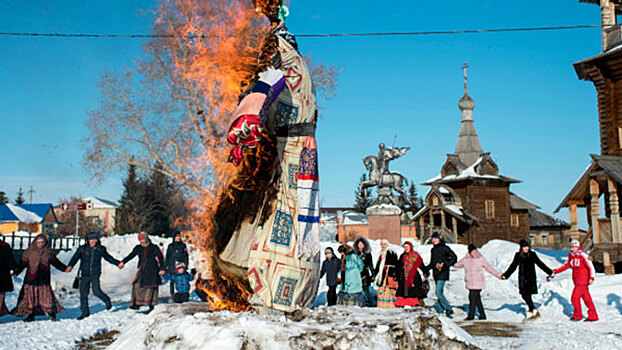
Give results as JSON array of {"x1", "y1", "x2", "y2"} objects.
[
  {"x1": 555, "y1": 154, "x2": 622, "y2": 212},
  {"x1": 529, "y1": 209, "x2": 570, "y2": 229}
]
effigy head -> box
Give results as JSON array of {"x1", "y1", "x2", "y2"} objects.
[{"x1": 252, "y1": 0, "x2": 289, "y2": 23}]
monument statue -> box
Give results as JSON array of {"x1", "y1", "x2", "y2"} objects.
[{"x1": 359, "y1": 143, "x2": 412, "y2": 208}]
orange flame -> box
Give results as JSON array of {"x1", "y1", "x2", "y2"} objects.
[{"x1": 155, "y1": 0, "x2": 273, "y2": 311}]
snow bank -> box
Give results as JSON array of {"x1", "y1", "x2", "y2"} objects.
[{"x1": 110, "y1": 303, "x2": 480, "y2": 350}]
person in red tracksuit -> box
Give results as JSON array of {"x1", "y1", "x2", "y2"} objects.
[{"x1": 550, "y1": 239, "x2": 598, "y2": 321}]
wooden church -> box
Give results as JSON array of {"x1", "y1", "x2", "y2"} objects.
[
  {"x1": 414, "y1": 64, "x2": 539, "y2": 247},
  {"x1": 556, "y1": 0, "x2": 622, "y2": 273}
]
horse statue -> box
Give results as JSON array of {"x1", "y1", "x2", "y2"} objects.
[{"x1": 359, "y1": 154, "x2": 412, "y2": 207}]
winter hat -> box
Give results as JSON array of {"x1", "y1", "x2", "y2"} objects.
[
  {"x1": 431, "y1": 232, "x2": 441, "y2": 240},
  {"x1": 87, "y1": 232, "x2": 99, "y2": 240},
  {"x1": 519, "y1": 239, "x2": 530, "y2": 248},
  {"x1": 175, "y1": 262, "x2": 186, "y2": 271},
  {"x1": 325, "y1": 247, "x2": 335, "y2": 255},
  {"x1": 467, "y1": 244, "x2": 477, "y2": 253},
  {"x1": 570, "y1": 239, "x2": 580, "y2": 248},
  {"x1": 403, "y1": 241, "x2": 414, "y2": 249},
  {"x1": 35, "y1": 236, "x2": 46, "y2": 243},
  {"x1": 138, "y1": 232, "x2": 147, "y2": 240},
  {"x1": 172, "y1": 231, "x2": 181, "y2": 239}
]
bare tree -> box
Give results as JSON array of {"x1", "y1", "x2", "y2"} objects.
[{"x1": 83, "y1": 0, "x2": 341, "y2": 198}]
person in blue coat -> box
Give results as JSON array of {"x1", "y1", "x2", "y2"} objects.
[
  {"x1": 170, "y1": 262, "x2": 193, "y2": 303},
  {"x1": 336, "y1": 244, "x2": 365, "y2": 306},
  {"x1": 66, "y1": 232, "x2": 123, "y2": 320}
]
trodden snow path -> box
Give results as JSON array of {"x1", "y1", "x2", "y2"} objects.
[{"x1": 1, "y1": 235, "x2": 622, "y2": 349}]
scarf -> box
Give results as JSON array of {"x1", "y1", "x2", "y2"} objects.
[
  {"x1": 402, "y1": 250, "x2": 419, "y2": 288},
  {"x1": 376, "y1": 248, "x2": 389, "y2": 285},
  {"x1": 21, "y1": 234, "x2": 54, "y2": 279}
]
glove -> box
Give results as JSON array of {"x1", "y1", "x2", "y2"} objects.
[
  {"x1": 226, "y1": 67, "x2": 285, "y2": 166},
  {"x1": 546, "y1": 275, "x2": 554, "y2": 282}
]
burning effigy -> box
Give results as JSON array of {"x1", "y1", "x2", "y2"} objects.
[{"x1": 171, "y1": 0, "x2": 320, "y2": 312}]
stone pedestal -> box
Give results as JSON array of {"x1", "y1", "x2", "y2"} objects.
[{"x1": 366, "y1": 204, "x2": 402, "y2": 244}]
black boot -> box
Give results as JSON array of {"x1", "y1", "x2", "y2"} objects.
[
  {"x1": 130, "y1": 304, "x2": 140, "y2": 310},
  {"x1": 105, "y1": 303, "x2": 113, "y2": 310},
  {"x1": 77, "y1": 313, "x2": 90, "y2": 320},
  {"x1": 146, "y1": 306, "x2": 154, "y2": 314},
  {"x1": 49, "y1": 313, "x2": 57, "y2": 321},
  {"x1": 24, "y1": 313, "x2": 35, "y2": 322}
]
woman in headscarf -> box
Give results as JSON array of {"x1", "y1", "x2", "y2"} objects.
[
  {"x1": 395, "y1": 241, "x2": 424, "y2": 307},
  {"x1": 0, "y1": 240, "x2": 17, "y2": 316},
  {"x1": 375, "y1": 239, "x2": 398, "y2": 308},
  {"x1": 12, "y1": 234, "x2": 68, "y2": 321},
  {"x1": 336, "y1": 244, "x2": 365, "y2": 307},
  {"x1": 120, "y1": 232, "x2": 165, "y2": 313}
]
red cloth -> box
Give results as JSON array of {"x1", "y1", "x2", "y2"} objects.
[
  {"x1": 394, "y1": 296, "x2": 418, "y2": 307},
  {"x1": 226, "y1": 114, "x2": 264, "y2": 166},
  {"x1": 554, "y1": 250, "x2": 595, "y2": 286},
  {"x1": 401, "y1": 251, "x2": 422, "y2": 288},
  {"x1": 571, "y1": 285, "x2": 598, "y2": 320}
]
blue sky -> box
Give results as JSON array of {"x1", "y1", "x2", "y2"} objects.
[{"x1": 0, "y1": 1, "x2": 606, "y2": 227}]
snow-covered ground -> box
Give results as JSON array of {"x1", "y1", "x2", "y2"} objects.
[{"x1": 2, "y1": 234, "x2": 622, "y2": 349}]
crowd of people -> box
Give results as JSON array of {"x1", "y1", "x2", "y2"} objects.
[
  {"x1": 0, "y1": 231, "x2": 191, "y2": 322},
  {"x1": 320, "y1": 233, "x2": 599, "y2": 323},
  {"x1": 0, "y1": 230, "x2": 601, "y2": 323}
]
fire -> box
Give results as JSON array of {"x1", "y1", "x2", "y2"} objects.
[{"x1": 155, "y1": 0, "x2": 276, "y2": 311}]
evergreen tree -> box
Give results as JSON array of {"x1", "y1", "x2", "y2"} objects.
[
  {"x1": 142, "y1": 162, "x2": 172, "y2": 237},
  {"x1": 354, "y1": 173, "x2": 373, "y2": 213},
  {"x1": 405, "y1": 182, "x2": 424, "y2": 215},
  {"x1": 116, "y1": 164, "x2": 145, "y2": 235},
  {"x1": 0, "y1": 191, "x2": 8, "y2": 205},
  {"x1": 14, "y1": 187, "x2": 25, "y2": 204}
]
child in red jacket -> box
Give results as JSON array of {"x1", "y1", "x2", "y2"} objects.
[{"x1": 551, "y1": 240, "x2": 598, "y2": 321}]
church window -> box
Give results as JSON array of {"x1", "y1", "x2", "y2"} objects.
[
  {"x1": 485, "y1": 200, "x2": 495, "y2": 219},
  {"x1": 511, "y1": 214, "x2": 519, "y2": 227}
]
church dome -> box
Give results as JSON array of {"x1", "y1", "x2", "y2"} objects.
[{"x1": 458, "y1": 91, "x2": 475, "y2": 110}]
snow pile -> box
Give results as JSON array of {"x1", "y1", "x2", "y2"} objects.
[{"x1": 109, "y1": 303, "x2": 480, "y2": 350}]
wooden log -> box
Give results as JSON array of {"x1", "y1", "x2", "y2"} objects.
[
  {"x1": 590, "y1": 178, "x2": 601, "y2": 244},
  {"x1": 603, "y1": 251, "x2": 615, "y2": 275},
  {"x1": 609, "y1": 176, "x2": 621, "y2": 243}
]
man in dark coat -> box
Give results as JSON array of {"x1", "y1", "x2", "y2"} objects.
[
  {"x1": 120, "y1": 232, "x2": 165, "y2": 313},
  {"x1": 319, "y1": 247, "x2": 341, "y2": 306},
  {"x1": 501, "y1": 239, "x2": 553, "y2": 322},
  {"x1": 165, "y1": 231, "x2": 189, "y2": 300},
  {"x1": 0, "y1": 241, "x2": 17, "y2": 316},
  {"x1": 66, "y1": 232, "x2": 123, "y2": 319},
  {"x1": 423, "y1": 232, "x2": 457, "y2": 317},
  {"x1": 353, "y1": 237, "x2": 376, "y2": 307}
]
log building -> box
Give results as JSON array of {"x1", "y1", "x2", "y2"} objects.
[
  {"x1": 414, "y1": 64, "x2": 541, "y2": 247},
  {"x1": 556, "y1": 0, "x2": 622, "y2": 274}
]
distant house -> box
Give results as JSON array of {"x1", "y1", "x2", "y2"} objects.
[
  {"x1": 55, "y1": 197, "x2": 118, "y2": 236},
  {"x1": 0, "y1": 203, "x2": 60, "y2": 235},
  {"x1": 528, "y1": 209, "x2": 575, "y2": 250},
  {"x1": 83, "y1": 197, "x2": 118, "y2": 236}
]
